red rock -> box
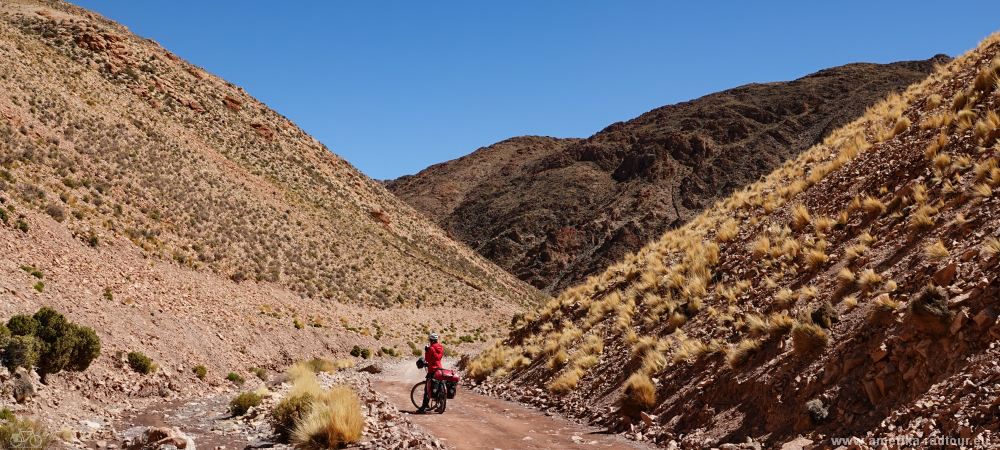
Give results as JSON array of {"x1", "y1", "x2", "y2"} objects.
[{"x1": 932, "y1": 263, "x2": 958, "y2": 286}]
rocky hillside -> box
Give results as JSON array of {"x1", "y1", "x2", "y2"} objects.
[
  {"x1": 0, "y1": 0, "x2": 536, "y2": 438},
  {"x1": 389, "y1": 57, "x2": 948, "y2": 292},
  {"x1": 467, "y1": 33, "x2": 1000, "y2": 448}
]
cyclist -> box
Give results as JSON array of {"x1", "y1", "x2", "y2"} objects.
[{"x1": 416, "y1": 332, "x2": 444, "y2": 413}]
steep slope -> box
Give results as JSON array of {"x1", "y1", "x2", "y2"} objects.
[
  {"x1": 0, "y1": 0, "x2": 536, "y2": 309},
  {"x1": 0, "y1": 0, "x2": 537, "y2": 437},
  {"x1": 388, "y1": 57, "x2": 948, "y2": 292},
  {"x1": 468, "y1": 33, "x2": 1000, "y2": 448}
]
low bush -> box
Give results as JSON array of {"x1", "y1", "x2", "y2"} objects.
[
  {"x1": 192, "y1": 365, "x2": 207, "y2": 380},
  {"x1": 3, "y1": 335, "x2": 41, "y2": 371},
  {"x1": 229, "y1": 391, "x2": 263, "y2": 416},
  {"x1": 250, "y1": 367, "x2": 268, "y2": 381},
  {"x1": 2, "y1": 308, "x2": 100, "y2": 378},
  {"x1": 226, "y1": 372, "x2": 245, "y2": 386},
  {"x1": 127, "y1": 351, "x2": 156, "y2": 374},
  {"x1": 271, "y1": 393, "x2": 314, "y2": 442},
  {"x1": 7, "y1": 315, "x2": 38, "y2": 336}
]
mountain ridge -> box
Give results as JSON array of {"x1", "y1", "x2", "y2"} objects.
[{"x1": 389, "y1": 56, "x2": 949, "y2": 292}]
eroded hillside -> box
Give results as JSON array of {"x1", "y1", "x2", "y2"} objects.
[
  {"x1": 0, "y1": 0, "x2": 537, "y2": 310},
  {"x1": 0, "y1": 0, "x2": 537, "y2": 438},
  {"x1": 468, "y1": 33, "x2": 1000, "y2": 448},
  {"x1": 389, "y1": 57, "x2": 946, "y2": 292}
]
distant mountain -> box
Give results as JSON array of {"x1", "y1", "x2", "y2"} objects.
[{"x1": 388, "y1": 56, "x2": 948, "y2": 292}]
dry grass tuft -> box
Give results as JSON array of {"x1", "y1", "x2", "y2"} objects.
[
  {"x1": 861, "y1": 196, "x2": 886, "y2": 215},
  {"x1": 791, "y1": 204, "x2": 811, "y2": 231},
  {"x1": 716, "y1": 218, "x2": 739, "y2": 242},
  {"x1": 548, "y1": 367, "x2": 585, "y2": 394},
  {"x1": 621, "y1": 373, "x2": 657, "y2": 410},
  {"x1": 908, "y1": 204, "x2": 939, "y2": 232},
  {"x1": 857, "y1": 269, "x2": 883, "y2": 292},
  {"x1": 984, "y1": 237, "x2": 1000, "y2": 257},
  {"x1": 924, "y1": 240, "x2": 950, "y2": 260},
  {"x1": 292, "y1": 386, "x2": 364, "y2": 449},
  {"x1": 791, "y1": 322, "x2": 829, "y2": 356},
  {"x1": 726, "y1": 338, "x2": 762, "y2": 369}
]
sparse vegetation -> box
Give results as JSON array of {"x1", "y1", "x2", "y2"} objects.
[
  {"x1": 230, "y1": 391, "x2": 263, "y2": 416},
  {"x1": 791, "y1": 322, "x2": 828, "y2": 356},
  {"x1": 193, "y1": 365, "x2": 207, "y2": 380},
  {"x1": 226, "y1": 372, "x2": 245, "y2": 386},
  {"x1": 2, "y1": 308, "x2": 101, "y2": 378},
  {"x1": 127, "y1": 351, "x2": 156, "y2": 374}
]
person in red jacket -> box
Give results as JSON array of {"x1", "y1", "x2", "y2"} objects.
[{"x1": 417, "y1": 333, "x2": 444, "y2": 413}]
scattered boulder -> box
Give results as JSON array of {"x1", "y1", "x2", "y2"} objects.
[
  {"x1": 805, "y1": 399, "x2": 828, "y2": 423},
  {"x1": 12, "y1": 367, "x2": 36, "y2": 403},
  {"x1": 122, "y1": 426, "x2": 195, "y2": 450}
]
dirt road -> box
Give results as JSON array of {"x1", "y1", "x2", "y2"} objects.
[{"x1": 374, "y1": 360, "x2": 652, "y2": 450}]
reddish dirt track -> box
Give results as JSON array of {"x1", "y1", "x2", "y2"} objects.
[{"x1": 375, "y1": 361, "x2": 652, "y2": 450}]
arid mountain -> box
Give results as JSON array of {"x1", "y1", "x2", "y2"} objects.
[
  {"x1": 468, "y1": 32, "x2": 1000, "y2": 448},
  {"x1": 0, "y1": 0, "x2": 536, "y2": 438},
  {"x1": 389, "y1": 57, "x2": 949, "y2": 292}
]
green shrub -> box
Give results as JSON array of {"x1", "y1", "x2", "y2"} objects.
[
  {"x1": 0, "y1": 325, "x2": 10, "y2": 348},
  {"x1": 127, "y1": 351, "x2": 156, "y2": 374},
  {"x1": 19, "y1": 265, "x2": 43, "y2": 279},
  {"x1": 293, "y1": 318, "x2": 304, "y2": 329},
  {"x1": 7, "y1": 315, "x2": 38, "y2": 336},
  {"x1": 32, "y1": 282, "x2": 43, "y2": 293},
  {"x1": 350, "y1": 345, "x2": 362, "y2": 357},
  {"x1": 229, "y1": 392, "x2": 263, "y2": 416},
  {"x1": 271, "y1": 393, "x2": 314, "y2": 442},
  {"x1": 193, "y1": 365, "x2": 207, "y2": 380},
  {"x1": 0, "y1": 408, "x2": 12, "y2": 421},
  {"x1": 250, "y1": 367, "x2": 267, "y2": 381},
  {"x1": 2, "y1": 309, "x2": 101, "y2": 377},
  {"x1": 379, "y1": 347, "x2": 399, "y2": 357},
  {"x1": 2, "y1": 336, "x2": 41, "y2": 371},
  {"x1": 226, "y1": 372, "x2": 245, "y2": 386}
]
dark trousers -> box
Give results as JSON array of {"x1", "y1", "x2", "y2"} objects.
[{"x1": 420, "y1": 372, "x2": 433, "y2": 408}]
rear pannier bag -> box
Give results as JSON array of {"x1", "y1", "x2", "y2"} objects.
[{"x1": 433, "y1": 369, "x2": 460, "y2": 399}]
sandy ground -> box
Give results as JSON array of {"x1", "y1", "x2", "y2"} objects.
[{"x1": 374, "y1": 360, "x2": 652, "y2": 450}]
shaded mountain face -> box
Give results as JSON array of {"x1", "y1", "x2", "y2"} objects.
[{"x1": 388, "y1": 56, "x2": 949, "y2": 292}]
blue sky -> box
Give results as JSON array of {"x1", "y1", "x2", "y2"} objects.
[{"x1": 72, "y1": 1, "x2": 1000, "y2": 180}]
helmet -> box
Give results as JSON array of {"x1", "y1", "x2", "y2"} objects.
[
  {"x1": 429, "y1": 333, "x2": 439, "y2": 342},
  {"x1": 416, "y1": 357, "x2": 426, "y2": 369}
]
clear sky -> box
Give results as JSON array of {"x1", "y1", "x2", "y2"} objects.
[{"x1": 71, "y1": 1, "x2": 1000, "y2": 180}]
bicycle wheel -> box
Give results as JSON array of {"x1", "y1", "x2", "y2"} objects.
[
  {"x1": 410, "y1": 381, "x2": 426, "y2": 409},
  {"x1": 435, "y1": 389, "x2": 447, "y2": 413}
]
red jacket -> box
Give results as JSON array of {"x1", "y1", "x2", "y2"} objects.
[{"x1": 424, "y1": 342, "x2": 444, "y2": 373}]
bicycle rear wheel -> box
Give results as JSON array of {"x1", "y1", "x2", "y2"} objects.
[{"x1": 435, "y1": 389, "x2": 447, "y2": 413}]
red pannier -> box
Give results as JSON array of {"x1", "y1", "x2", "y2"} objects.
[
  {"x1": 433, "y1": 369, "x2": 460, "y2": 382},
  {"x1": 434, "y1": 369, "x2": 460, "y2": 399}
]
